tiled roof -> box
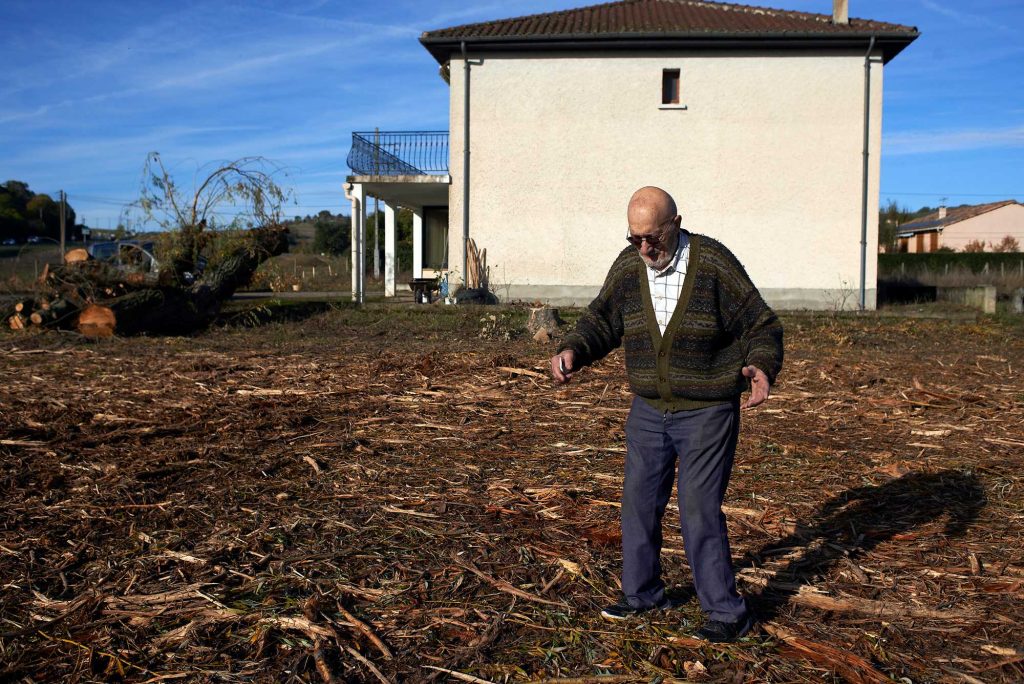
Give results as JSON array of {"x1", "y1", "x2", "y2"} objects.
[
  {"x1": 423, "y1": 0, "x2": 915, "y2": 40},
  {"x1": 896, "y1": 200, "x2": 1021, "y2": 235}
]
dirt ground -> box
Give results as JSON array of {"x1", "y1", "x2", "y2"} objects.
[{"x1": 1, "y1": 305, "x2": 1023, "y2": 683}]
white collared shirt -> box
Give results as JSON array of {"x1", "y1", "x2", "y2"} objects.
[{"x1": 646, "y1": 231, "x2": 690, "y2": 335}]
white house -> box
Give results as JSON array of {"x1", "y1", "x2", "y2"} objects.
[
  {"x1": 896, "y1": 201, "x2": 1024, "y2": 253},
  {"x1": 346, "y1": 0, "x2": 918, "y2": 309}
]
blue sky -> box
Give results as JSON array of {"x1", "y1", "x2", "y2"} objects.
[{"x1": 1, "y1": 0, "x2": 1022, "y2": 227}]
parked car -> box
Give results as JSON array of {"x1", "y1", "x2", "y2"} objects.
[
  {"x1": 1, "y1": 238, "x2": 16, "y2": 246},
  {"x1": 26, "y1": 236, "x2": 41, "y2": 243},
  {"x1": 87, "y1": 240, "x2": 161, "y2": 274}
]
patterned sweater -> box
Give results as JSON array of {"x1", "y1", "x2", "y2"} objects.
[{"x1": 559, "y1": 233, "x2": 784, "y2": 411}]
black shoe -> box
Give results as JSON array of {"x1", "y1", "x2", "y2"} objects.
[
  {"x1": 600, "y1": 595, "x2": 675, "y2": 621},
  {"x1": 694, "y1": 613, "x2": 754, "y2": 642}
]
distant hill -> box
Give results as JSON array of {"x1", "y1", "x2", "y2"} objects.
[{"x1": 285, "y1": 221, "x2": 317, "y2": 252}]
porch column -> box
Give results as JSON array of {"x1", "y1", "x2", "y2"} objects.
[
  {"x1": 348, "y1": 184, "x2": 361, "y2": 301},
  {"x1": 384, "y1": 202, "x2": 397, "y2": 297},
  {"x1": 412, "y1": 207, "x2": 423, "y2": 280},
  {"x1": 350, "y1": 183, "x2": 366, "y2": 303}
]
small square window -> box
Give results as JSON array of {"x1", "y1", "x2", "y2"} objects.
[{"x1": 662, "y1": 69, "x2": 680, "y2": 105}]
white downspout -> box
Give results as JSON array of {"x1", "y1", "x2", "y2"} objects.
[
  {"x1": 461, "y1": 41, "x2": 470, "y2": 290},
  {"x1": 859, "y1": 34, "x2": 877, "y2": 311}
]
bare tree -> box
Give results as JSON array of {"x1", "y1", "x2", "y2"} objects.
[
  {"x1": 991, "y1": 235, "x2": 1021, "y2": 253},
  {"x1": 130, "y1": 152, "x2": 292, "y2": 284}
]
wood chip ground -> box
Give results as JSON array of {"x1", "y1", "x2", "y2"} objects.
[{"x1": 1, "y1": 307, "x2": 1022, "y2": 683}]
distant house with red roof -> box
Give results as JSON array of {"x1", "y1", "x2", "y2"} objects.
[
  {"x1": 345, "y1": 0, "x2": 918, "y2": 309},
  {"x1": 896, "y1": 201, "x2": 1024, "y2": 253}
]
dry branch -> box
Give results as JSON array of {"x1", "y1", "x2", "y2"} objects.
[
  {"x1": 345, "y1": 645, "x2": 394, "y2": 684},
  {"x1": 336, "y1": 603, "x2": 393, "y2": 660},
  {"x1": 763, "y1": 623, "x2": 890, "y2": 684},
  {"x1": 736, "y1": 572, "x2": 972, "y2": 619},
  {"x1": 456, "y1": 556, "x2": 564, "y2": 607},
  {"x1": 423, "y1": 666, "x2": 496, "y2": 684}
]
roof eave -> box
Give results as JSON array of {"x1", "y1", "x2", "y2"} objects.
[
  {"x1": 897, "y1": 227, "x2": 942, "y2": 237},
  {"x1": 419, "y1": 31, "x2": 919, "y2": 65}
]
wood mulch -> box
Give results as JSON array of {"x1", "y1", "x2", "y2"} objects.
[{"x1": 1, "y1": 307, "x2": 1022, "y2": 683}]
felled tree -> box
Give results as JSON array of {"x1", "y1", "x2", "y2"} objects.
[
  {"x1": 6, "y1": 154, "x2": 292, "y2": 336},
  {"x1": 134, "y1": 152, "x2": 291, "y2": 285}
]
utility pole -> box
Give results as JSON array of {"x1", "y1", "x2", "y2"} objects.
[{"x1": 59, "y1": 190, "x2": 66, "y2": 254}]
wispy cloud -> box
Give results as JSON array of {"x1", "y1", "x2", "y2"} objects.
[
  {"x1": 231, "y1": 2, "x2": 418, "y2": 38},
  {"x1": 421, "y1": 2, "x2": 514, "y2": 30},
  {"x1": 886, "y1": 124, "x2": 1024, "y2": 155},
  {"x1": 0, "y1": 105, "x2": 53, "y2": 126},
  {"x1": 153, "y1": 41, "x2": 343, "y2": 91},
  {"x1": 918, "y1": 0, "x2": 1013, "y2": 33}
]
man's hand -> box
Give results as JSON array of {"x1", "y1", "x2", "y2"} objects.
[
  {"x1": 741, "y1": 365, "x2": 770, "y2": 409},
  {"x1": 551, "y1": 350, "x2": 576, "y2": 384}
]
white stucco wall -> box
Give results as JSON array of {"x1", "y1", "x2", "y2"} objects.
[
  {"x1": 941, "y1": 204, "x2": 1024, "y2": 251},
  {"x1": 448, "y1": 50, "x2": 884, "y2": 309}
]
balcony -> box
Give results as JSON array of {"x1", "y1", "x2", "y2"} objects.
[{"x1": 347, "y1": 131, "x2": 449, "y2": 177}]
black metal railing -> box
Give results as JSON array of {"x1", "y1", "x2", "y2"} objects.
[{"x1": 347, "y1": 131, "x2": 449, "y2": 176}]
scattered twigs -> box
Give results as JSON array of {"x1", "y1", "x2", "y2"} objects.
[
  {"x1": 313, "y1": 646, "x2": 338, "y2": 684},
  {"x1": 39, "y1": 632, "x2": 156, "y2": 679},
  {"x1": 336, "y1": 602, "x2": 393, "y2": 660},
  {"x1": 497, "y1": 366, "x2": 546, "y2": 379},
  {"x1": 455, "y1": 555, "x2": 564, "y2": 607},
  {"x1": 344, "y1": 645, "x2": 393, "y2": 684},
  {"x1": 527, "y1": 677, "x2": 644, "y2": 683},
  {"x1": 260, "y1": 615, "x2": 336, "y2": 641},
  {"x1": 261, "y1": 616, "x2": 340, "y2": 683},
  {"x1": 737, "y1": 572, "x2": 972, "y2": 619},
  {"x1": 763, "y1": 623, "x2": 890, "y2": 684},
  {"x1": 3, "y1": 310, "x2": 1023, "y2": 682},
  {"x1": 423, "y1": 665, "x2": 497, "y2": 683}
]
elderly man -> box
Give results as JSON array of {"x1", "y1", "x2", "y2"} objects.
[{"x1": 550, "y1": 186, "x2": 783, "y2": 643}]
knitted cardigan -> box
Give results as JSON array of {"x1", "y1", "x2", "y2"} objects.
[{"x1": 559, "y1": 233, "x2": 784, "y2": 411}]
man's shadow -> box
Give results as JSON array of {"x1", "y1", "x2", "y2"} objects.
[{"x1": 740, "y1": 470, "x2": 985, "y2": 622}]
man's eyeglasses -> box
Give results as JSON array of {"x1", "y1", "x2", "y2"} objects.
[{"x1": 626, "y1": 216, "x2": 678, "y2": 248}]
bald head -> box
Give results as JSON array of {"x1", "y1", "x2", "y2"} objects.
[
  {"x1": 626, "y1": 186, "x2": 681, "y2": 270},
  {"x1": 627, "y1": 186, "x2": 677, "y2": 227}
]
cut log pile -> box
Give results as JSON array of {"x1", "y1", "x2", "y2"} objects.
[{"x1": 4, "y1": 226, "x2": 288, "y2": 337}]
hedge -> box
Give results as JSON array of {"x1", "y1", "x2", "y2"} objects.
[{"x1": 879, "y1": 252, "x2": 1024, "y2": 274}]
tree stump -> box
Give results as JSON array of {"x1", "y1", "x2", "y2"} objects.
[
  {"x1": 64, "y1": 248, "x2": 90, "y2": 264},
  {"x1": 526, "y1": 306, "x2": 564, "y2": 338},
  {"x1": 78, "y1": 304, "x2": 116, "y2": 338}
]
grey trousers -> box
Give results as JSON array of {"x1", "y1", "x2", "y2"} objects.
[{"x1": 621, "y1": 395, "x2": 747, "y2": 622}]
